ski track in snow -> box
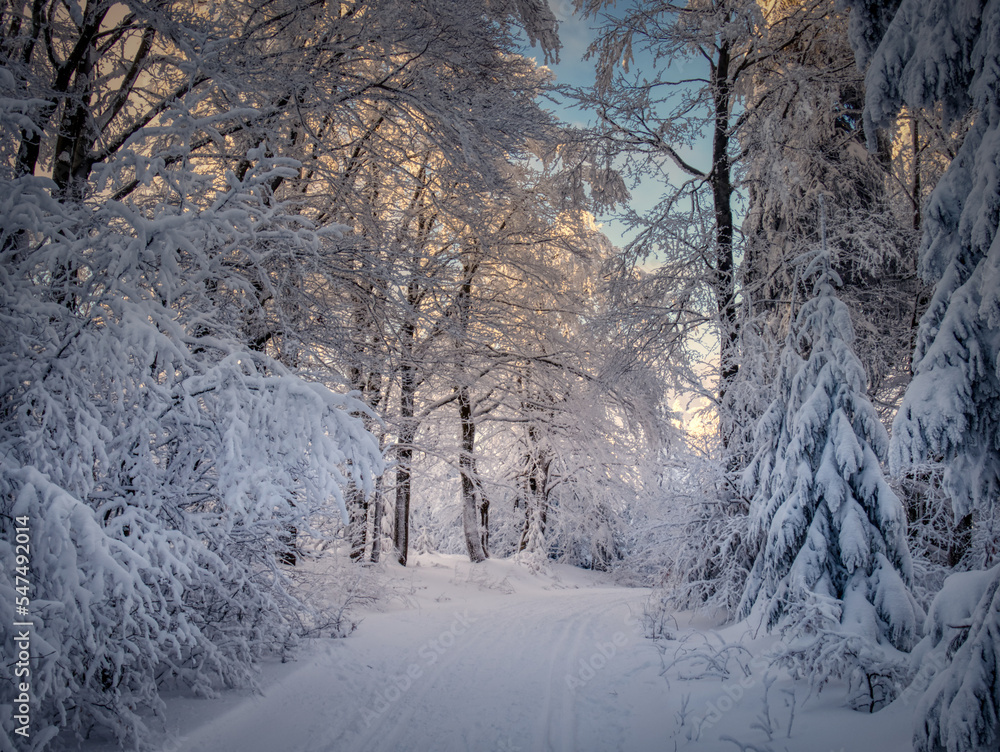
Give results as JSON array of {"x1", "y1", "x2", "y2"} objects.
[
  {"x1": 353, "y1": 592, "x2": 610, "y2": 752},
  {"x1": 140, "y1": 553, "x2": 915, "y2": 752},
  {"x1": 154, "y1": 557, "x2": 655, "y2": 752},
  {"x1": 363, "y1": 594, "x2": 627, "y2": 752}
]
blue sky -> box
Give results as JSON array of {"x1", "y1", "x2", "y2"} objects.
[{"x1": 524, "y1": 1, "x2": 715, "y2": 252}]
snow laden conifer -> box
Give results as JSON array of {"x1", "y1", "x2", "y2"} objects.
[
  {"x1": 847, "y1": 0, "x2": 1000, "y2": 748},
  {"x1": 738, "y1": 241, "x2": 920, "y2": 679}
]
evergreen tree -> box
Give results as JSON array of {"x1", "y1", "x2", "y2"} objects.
[
  {"x1": 848, "y1": 0, "x2": 1000, "y2": 748},
  {"x1": 739, "y1": 246, "x2": 919, "y2": 653}
]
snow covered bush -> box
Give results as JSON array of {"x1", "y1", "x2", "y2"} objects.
[
  {"x1": 0, "y1": 3, "x2": 383, "y2": 746},
  {"x1": 659, "y1": 452, "x2": 754, "y2": 616},
  {"x1": 0, "y1": 159, "x2": 381, "y2": 748}
]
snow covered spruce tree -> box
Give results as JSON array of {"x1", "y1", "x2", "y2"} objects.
[
  {"x1": 738, "y1": 244, "x2": 920, "y2": 704},
  {"x1": 846, "y1": 0, "x2": 1000, "y2": 748}
]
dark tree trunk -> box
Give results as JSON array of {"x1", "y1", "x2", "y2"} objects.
[
  {"x1": 711, "y1": 39, "x2": 738, "y2": 446},
  {"x1": 394, "y1": 314, "x2": 417, "y2": 566},
  {"x1": 277, "y1": 524, "x2": 298, "y2": 566},
  {"x1": 912, "y1": 116, "x2": 922, "y2": 231},
  {"x1": 347, "y1": 286, "x2": 384, "y2": 563},
  {"x1": 455, "y1": 250, "x2": 487, "y2": 563},
  {"x1": 348, "y1": 489, "x2": 368, "y2": 562},
  {"x1": 394, "y1": 433, "x2": 413, "y2": 566},
  {"x1": 371, "y1": 474, "x2": 384, "y2": 563}
]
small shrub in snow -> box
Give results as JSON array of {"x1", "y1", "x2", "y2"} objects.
[
  {"x1": 640, "y1": 592, "x2": 679, "y2": 640},
  {"x1": 774, "y1": 593, "x2": 912, "y2": 713}
]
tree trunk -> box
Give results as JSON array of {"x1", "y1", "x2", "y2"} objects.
[
  {"x1": 518, "y1": 476, "x2": 548, "y2": 553},
  {"x1": 711, "y1": 39, "x2": 738, "y2": 443},
  {"x1": 393, "y1": 286, "x2": 418, "y2": 566},
  {"x1": 347, "y1": 282, "x2": 384, "y2": 563},
  {"x1": 912, "y1": 116, "x2": 921, "y2": 231},
  {"x1": 348, "y1": 488, "x2": 368, "y2": 562},
  {"x1": 455, "y1": 249, "x2": 487, "y2": 563},
  {"x1": 394, "y1": 340, "x2": 415, "y2": 566},
  {"x1": 459, "y1": 384, "x2": 488, "y2": 562},
  {"x1": 518, "y1": 425, "x2": 549, "y2": 553},
  {"x1": 371, "y1": 474, "x2": 384, "y2": 563}
]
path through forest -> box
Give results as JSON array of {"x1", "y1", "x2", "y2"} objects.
[{"x1": 141, "y1": 554, "x2": 914, "y2": 752}]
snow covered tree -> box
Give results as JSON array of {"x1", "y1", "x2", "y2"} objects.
[
  {"x1": 738, "y1": 246, "x2": 919, "y2": 656},
  {"x1": 263, "y1": 1, "x2": 565, "y2": 567},
  {"x1": 845, "y1": 0, "x2": 1000, "y2": 748},
  {"x1": 398, "y1": 161, "x2": 670, "y2": 568},
  {"x1": 0, "y1": 132, "x2": 383, "y2": 752},
  {"x1": 0, "y1": 0, "x2": 570, "y2": 743},
  {"x1": 907, "y1": 564, "x2": 1000, "y2": 752},
  {"x1": 573, "y1": 1, "x2": 871, "y2": 452},
  {"x1": 571, "y1": 0, "x2": 765, "y2": 443},
  {"x1": 738, "y1": 0, "x2": 929, "y2": 440}
]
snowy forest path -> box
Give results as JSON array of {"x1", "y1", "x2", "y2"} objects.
[{"x1": 158, "y1": 556, "x2": 674, "y2": 752}]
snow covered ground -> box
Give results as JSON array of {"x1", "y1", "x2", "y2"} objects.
[{"x1": 82, "y1": 554, "x2": 919, "y2": 752}]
